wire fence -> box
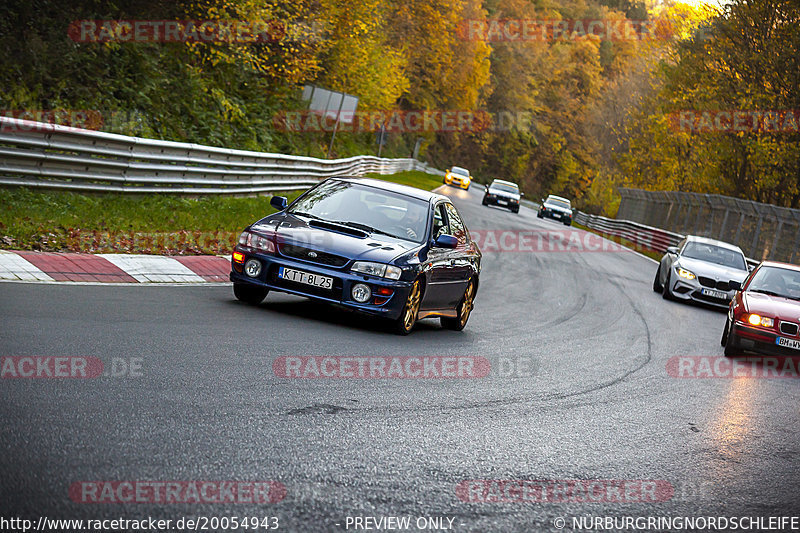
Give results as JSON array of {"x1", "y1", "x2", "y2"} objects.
[{"x1": 617, "y1": 188, "x2": 800, "y2": 263}]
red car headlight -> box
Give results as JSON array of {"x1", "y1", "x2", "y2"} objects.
[{"x1": 747, "y1": 314, "x2": 774, "y2": 328}]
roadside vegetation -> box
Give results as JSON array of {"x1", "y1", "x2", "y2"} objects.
[
  {"x1": 0, "y1": 0, "x2": 800, "y2": 216},
  {"x1": 0, "y1": 171, "x2": 442, "y2": 255},
  {"x1": 2, "y1": 1, "x2": 796, "y2": 215}
]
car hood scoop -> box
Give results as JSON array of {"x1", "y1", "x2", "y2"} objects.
[{"x1": 269, "y1": 215, "x2": 419, "y2": 264}]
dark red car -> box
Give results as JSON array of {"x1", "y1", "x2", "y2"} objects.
[{"x1": 722, "y1": 261, "x2": 800, "y2": 356}]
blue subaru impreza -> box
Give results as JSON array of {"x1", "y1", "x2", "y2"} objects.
[{"x1": 230, "y1": 177, "x2": 481, "y2": 334}]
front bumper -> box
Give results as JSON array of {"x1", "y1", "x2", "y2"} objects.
[
  {"x1": 484, "y1": 195, "x2": 519, "y2": 209},
  {"x1": 667, "y1": 273, "x2": 736, "y2": 308},
  {"x1": 444, "y1": 175, "x2": 470, "y2": 189},
  {"x1": 730, "y1": 322, "x2": 800, "y2": 356},
  {"x1": 230, "y1": 248, "x2": 412, "y2": 321},
  {"x1": 539, "y1": 209, "x2": 572, "y2": 222}
]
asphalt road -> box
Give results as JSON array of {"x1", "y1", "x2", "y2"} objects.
[{"x1": 2, "y1": 185, "x2": 799, "y2": 532}]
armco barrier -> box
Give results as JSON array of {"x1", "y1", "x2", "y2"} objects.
[
  {"x1": 573, "y1": 211, "x2": 760, "y2": 268},
  {"x1": 0, "y1": 116, "x2": 443, "y2": 194}
]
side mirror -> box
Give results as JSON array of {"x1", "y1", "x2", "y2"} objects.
[
  {"x1": 445, "y1": 168, "x2": 450, "y2": 173},
  {"x1": 666, "y1": 246, "x2": 679, "y2": 255},
  {"x1": 484, "y1": 184, "x2": 489, "y2": 192},
  {"x1": 433, "y1": 234, "x2": 458, "y2": 249},
  {"x1": 541, "y1": 198, "x2": 546, "y2": 204},
  {"x1": 270, "y1": 196, "x2": 288, "y2": 210},
  {"x1": 729, "y1": 280, "x2": 741, "y2": 291},
  {"x1": 520, "y1": 192, "x2": 525, "y2": 197}
]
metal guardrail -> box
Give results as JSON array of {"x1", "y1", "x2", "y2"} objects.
[
  {"x1": 0, "y1": 117, "x2": 443, "y2": 194},
  {"x1": 573, "y1": 211, "x2": 760, "y2": 268}
]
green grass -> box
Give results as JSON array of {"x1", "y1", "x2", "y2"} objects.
[
  {"x1": 366, "y1": 170, "x2": 444, "y2": 191},
  {"x1": 0, "y1": 171, "x2": 443, "y2": 255}
]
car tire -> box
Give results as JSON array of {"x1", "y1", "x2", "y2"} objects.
[
  {"x1": 511, "y1": 206, "x2": 519, "y2": 213},
  {"x1": 482, "y1": 196, "x2": 488, "y2": 206},
  {"x1": 537, "y1": 212, "x2": 543, "y2": 218},
  {"x1": 564, "y1": 220, "x2": 571, "y2": 226},
  {"x1": 662, "y1": 271, "x2": 674, "y2": 300},
  {"x1": 441, "y1": 278, "x2": 476, "y2": 331},
  {"x1": 394, "y1": 279, "x2": 422, "y2": 335},
  {"x1": 723, "y1": 322, "x2": 741, "y2": 357},
  {"x1": 653, "y1": 266, "x2": 663, "y2": 293},
  {"x1": 233, "y1": 283, "x2": 268, "y2": 305},
  {"x1": 721, "y1": 318, "x2": 730, "y2": 347}
]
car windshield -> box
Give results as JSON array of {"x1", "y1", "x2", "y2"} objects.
[
  {"x1": 287, "y1": 180, "x2": 429, "y2": 243},
  {"x1": 451, "y1": 166, "x2": 469, "y2": 176},
  {"x1": 748, "y1": 266, "x2": 800, "y2": 300},
  {"x1": 546, "y1": 198, "x2": 570, "y2": 209},
  {"x1": 682, "y1": 242, "x2": 747, "y2": 270},
  {"x1": 491, "y1": 182, "x2": 518, "y2": 194}
]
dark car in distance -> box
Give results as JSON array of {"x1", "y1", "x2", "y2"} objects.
[
  {"x1": 482, "y1": 179, "x2": 522, "y2": 213},
  {"x1": 722, "y1": 261, "x2": 800, "y2": 356},
  {"x1": 537, "y1": 195, "x2": 573, "y2": 225},
  {"x1": 230, "y1": 177, "x2": 481, "y2": 334}
]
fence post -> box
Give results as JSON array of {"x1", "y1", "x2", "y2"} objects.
[
  {"x1": 771, "y1": 219, "x2": 784, "y2": 261},
  {"x1": 750, "y1": 210, "x2": 763, "y2": 261},
  {"x1": 718, "y1": 207, "x2": 730, "y2": 241}
]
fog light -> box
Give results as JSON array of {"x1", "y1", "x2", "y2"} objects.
[
  {"x1": 232, "y1": 251, "x2": 245, "y2": 263},
  {"x1": 351, "y1": 283, "x2": 372, "y2": 303},
  {"x1": 244, "y1": 259, "x2": 262, "y2": 278}
]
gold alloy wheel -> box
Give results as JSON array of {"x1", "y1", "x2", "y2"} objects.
[
  {"x1": 459, "y1": 280, "x2": 475, "y2": 327},
  {"x1": 402, "y1": 280, "x2": 422, "y2": 333}
]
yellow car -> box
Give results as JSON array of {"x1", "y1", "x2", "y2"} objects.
[{"x1": 443, "y1": 166, "x2": 472, "y2": 190}]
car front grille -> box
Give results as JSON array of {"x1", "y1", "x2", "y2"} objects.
[
  {"x1": 780, "y1": 321, "x2": 799, "y2": 336},
  {"x1": 698, "y1": 276, "x2": 730, "y2": 291},
  {"x1": 278, "y1": 244, "x2": 349, "y2": 267}
]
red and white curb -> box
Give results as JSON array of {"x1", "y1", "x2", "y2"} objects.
[{"x1": 0, "y1": 251, "x2": 230, "y2": 284}]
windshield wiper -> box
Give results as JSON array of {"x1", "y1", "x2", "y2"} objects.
[
  {"x1": 290, "y1": 211, "x2": 327, "y2": 221},
  {"x1": 749, "y1": 289, "x2": 784, "y2": 297},
  {"x1": 332, "y1": 221, "x2": 396, "y2": 238}
]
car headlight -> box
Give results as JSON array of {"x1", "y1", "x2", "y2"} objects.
[
  {"x1": 677, "y1": 267, "x2": 696, "y2": 280},
  {"x1": 351, "y1": 261, "x2": 402, "y2": 280},
  {"x1": 747, "y1": 314, "x2": 774, "y2": 327},
  {"x1": 239, "y1": 231, "x2": 275, "y2": 254}
]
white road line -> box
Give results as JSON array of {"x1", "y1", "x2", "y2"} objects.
[
  {"x1": 99, "y1": 254, "x2": 205, "y2": 283},
  {"x1": 0, "y1": 251, "x2": 55, "y2": 281}
]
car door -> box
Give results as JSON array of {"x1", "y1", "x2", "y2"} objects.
[
  {"x1": 420, "y1": 202, "x2": 461, "y2": 310},
  {"x1": 441, "y1": 202, "x2": 474, "y2": 307}
]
